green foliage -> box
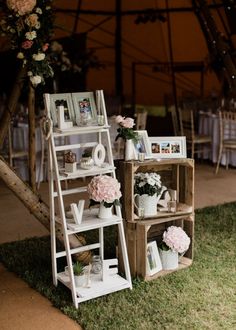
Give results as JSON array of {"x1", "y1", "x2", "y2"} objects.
[
  {"x1": 0, "y1": 202, "x2": 236, "y2": 329},
  {"x1": 115, "y1": 127, "x2": 138, "y2": 142},
  {"x1": 73, "y1": 261, "x2": 84, "y2": 276}
]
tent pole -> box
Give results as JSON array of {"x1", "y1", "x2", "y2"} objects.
[
  {"x1": 115, "y1": 0, "x2": 123, "y2": 104},
  {"x1": 165, "y1": 0, "x2": 178, "y2": 113}
]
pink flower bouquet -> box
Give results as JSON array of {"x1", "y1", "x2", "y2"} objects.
[
  {"x1": 87, "y1": 175, "x2": 122, "y2": 208},
  {"x1": 160, "y1": 226, "x2": 190, "y2": 254},
  {"x1": 115, "y1": 115, "x2": 138, "y2": 141}
]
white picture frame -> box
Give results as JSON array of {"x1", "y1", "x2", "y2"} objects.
[
  {"x1": 49, "y1": 93, "x2": 74, "y2": 127},
  {"x1": 146, "y1": 241, "x2": 162, "y2": 275},
  {"x1": 133, "y1": 130, "x2": 152, "y2": 159},
  {"x1": 72, "y1": 92, "x2": 97, "y2": 126},
  {"x1": 149, "y1": 136, "x2": 187, "y2": 159}
]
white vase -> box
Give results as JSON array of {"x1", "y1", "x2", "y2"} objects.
[
  {"x1": 98, "y1": 203, "x2": 113, "y2": 219},
  {"x1": 159, "y1": 249, "x2": 179, "y2": 270},
  {"x1": 74, "y1": 274, "x2": 86, "y2": 287},
  {"x1": 134, "y1": 194, "x2": 162, "y2": 217},
  {"x1": 125, "y1": 139, "x2": 135, "y2": 161}
]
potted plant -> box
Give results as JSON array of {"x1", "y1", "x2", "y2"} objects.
[
  {"x1": 80, "y1": 148, "x2": 94, "y2": 169},
  {"x1": 159, "y1": 226, "x2": 191, "y2": 270},
  {"x1": 87, "y1": 175, "x2": 122, "y2": 219},
  {"x1": 73, "y1": 261, "x2": 85, "y2": 287},
  {"x1": 64, "y1": 150, "x2": 77, "y2": 173},
  {"x1": 134, "y1": 172, "x2": 167, "y2": 217}
]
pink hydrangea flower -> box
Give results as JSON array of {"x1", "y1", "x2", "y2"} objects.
[
  {"x1": 7, "y1": 0, "x2": 36, "y2": 16},
  {"x1": 87, "y1": 175, "x2": 122, "y2": 204},
  {"x1": 163, "y1": 226, "x2": 190, "y2": 254}
]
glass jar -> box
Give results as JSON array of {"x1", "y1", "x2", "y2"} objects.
[{"x1": 91, "y1": 255, "x2": 102, "y2": 274}]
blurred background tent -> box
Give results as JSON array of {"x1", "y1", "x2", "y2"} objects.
[{"x1": 0, "y1": 0, "x2": 236, "y2": 130}]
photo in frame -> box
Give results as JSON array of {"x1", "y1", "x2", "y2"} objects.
[
  {"x1": 72, "y1": 92, "x2": 97, "y2": 126},
  {"x1": 49, "y1": 93, "x2": 74, "y2": 127},
  {"x1": 133, "y1": 130, "x2": 152, "y2": 159},
  {"x1": 146, "y1": 241, "x2": 162, "y2": 276},
  {"x1": 149, "y1": 136, "x2": 187, "y2": 159}
]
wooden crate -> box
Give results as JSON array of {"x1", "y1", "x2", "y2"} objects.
[
  {"x1": 124, "y1": 215, "x2": 194, "y2": 280},
  {"x1": 120, "y1": 159, "x2": 194, "y2": 223}
]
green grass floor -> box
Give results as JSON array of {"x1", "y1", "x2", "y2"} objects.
[{"x1": 1, "y1": 203, "x2": 236, "y2": 330}]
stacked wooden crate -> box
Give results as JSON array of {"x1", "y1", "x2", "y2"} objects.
[{"x1": 119, "y1": 158, "x2": 194, "y2": 281}]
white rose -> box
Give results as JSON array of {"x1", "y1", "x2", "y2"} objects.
[
  {"x1": 25, "y1": 31, "x2": 37, "y2": 40},
  {"x1": 32, "y1": 53, "x2": 45, "y2": 61},
  {"x1": 35, "y1": 7, "x2": 42, "y2": 14},
  {"x1": 30, "y1": 75, "x2": 42, "y2": 86},
  {"x1": 17, "y1": 52, "x2": 24, "y2": 59}
]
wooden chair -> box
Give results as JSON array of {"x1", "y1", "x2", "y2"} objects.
[
  {"x1": 178, "y1": 108, "x2": 212, "y2": 159},
  {"x1": 134, "y1": 110, "x2": 148, "y2": 130},
  {"x1": 215, "y1": 110, "x2": 236, "y2": 174},
  {"x1": 8, "y1": 122, "x2": 28, "y2": 169}
]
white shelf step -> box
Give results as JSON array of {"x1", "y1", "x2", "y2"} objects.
[
  {"x1": 66, "y1": 208, "x2": 122, "y2": 234},
  {"x1": 53, "y1": 125, "x2": 110, "y2": 136},
  {"x1": 58, "y1": 164, "x2": 116, "y2": 180},
  {"x1": 57, "y1": 272, "x2": 132, "y2": 303}
]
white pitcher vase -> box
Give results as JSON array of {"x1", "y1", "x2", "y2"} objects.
[
  {"x1": 134, "y1": 194, "x2": 159, "y2": 217},
  {"x1": 125, "y1": 139, "x2": 136, "y2": 161},
  {"x1": 98, "y1": 202, "x2": 113, "y2": 219},
  {"x1": 159, "y1": 249, "x2": 179, "y2": 270}
]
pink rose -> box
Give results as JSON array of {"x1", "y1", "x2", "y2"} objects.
[
  {"x1": 7, "y1": 0, "x2": 36, "y2": 15},
  {"x1": 121, "y1": 117, "x2": 135, "y2": 128},
  {"x1": 115, "y1": 115, "x2": 125, "y2": 124},
  {"x1": 22, "y1": 40, "x2": 33, "y2": 49},
  {"x1": 42, "y1": 43, "x2": 49, "y2": 52}
]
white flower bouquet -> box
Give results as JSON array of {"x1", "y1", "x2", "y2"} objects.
[{"x1": 134, "y1": 172, "x2": 163, "y2": 196}]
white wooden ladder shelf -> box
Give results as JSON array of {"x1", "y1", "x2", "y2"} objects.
[{"x1": 44, "y1": 90, "x2": 132, "y2": 308}]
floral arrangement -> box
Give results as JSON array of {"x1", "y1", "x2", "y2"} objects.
[
  {"x1": 0, "y1": 0, "x2": 54, "y2": 86},
  {"x1": 160, "y1": 226, "x2": 190, "y2": 254},
  {"x1": 115, "y1": 115, "x2": 138, "y2": 141},
  {"x1": 87, "y1": 175, "x2": 122, "y2": 208},
  {"x1": 134, "y1": 172, "x2": 163, "y2": 196}
]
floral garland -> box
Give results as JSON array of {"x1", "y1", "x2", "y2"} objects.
[{"x1": 0, "y1": 0, "x2": 54, "y2": 86}]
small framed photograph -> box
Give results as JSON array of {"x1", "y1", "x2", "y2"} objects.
[
  {"x1": 72, "y1": 92, "x2": 97, "y2": 126},
  {"x1": 149, "y1": 136, "x2": 187, "y2": 159},
  {"x1": 146, "y1": 241, "x2": 162, "y2": 275},
  {"x1": 49, "y1": 93, "x2": 74, "y2": 126},
  {"x1": 133, "y1": 130, "x2": 152, "y2": 159}
]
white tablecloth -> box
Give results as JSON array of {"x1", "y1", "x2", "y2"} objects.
[{"x1": 199, "y1": 112, "x2": 236, "y2": 166}]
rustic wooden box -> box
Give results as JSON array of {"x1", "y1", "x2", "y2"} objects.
[
  {"x1": 119, "y1": 158, "x2": 194, "y2": 223},
  {"x1": 124, "y1": 215, "x2": 194, "y2": 280}
]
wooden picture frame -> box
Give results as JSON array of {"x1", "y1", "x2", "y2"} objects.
[
  {"x1": 49, "y1": 93, "x2": 74, "y2": 127},
  {"x1": 149, "y1": 136, "x2": 187, "y2": 159},
  {"x1": 146, "y1": 241, "x2": 162, "y2": 275},
  {"x1": 72, "y1": 92, "x2": 97, "y2": 126},
  {"x1": 133, "y1": 130, "x2": 152, "y2": 159}
]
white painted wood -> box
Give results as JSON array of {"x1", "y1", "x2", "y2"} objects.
[{"x1": 45, "y1": 90, "x2": 132, "y2": 308}]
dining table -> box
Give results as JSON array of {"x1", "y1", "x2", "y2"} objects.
[{"x1": 198, "y1": 111, "x2": 236, "y2": 167}]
